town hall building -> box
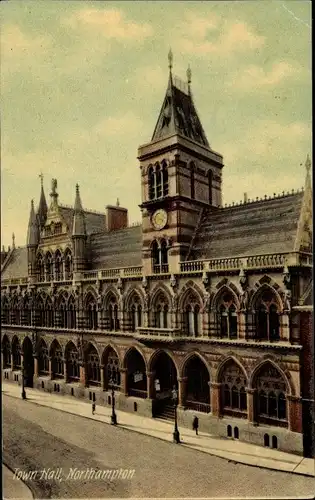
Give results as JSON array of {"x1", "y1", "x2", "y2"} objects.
[{"x1": 1, "y1": 54, "x2": 314, "y2": 458}]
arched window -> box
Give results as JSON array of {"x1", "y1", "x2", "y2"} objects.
[
  {"x1": 50, "y1": 340, "x2": 64, "y2": 378},
  {"x1": 65, "y1": 342, "x2": 80, "y2": 382},
  {"x1": 104, "y1": 347, "x2": 121, "y2": 389},
  {"x1": 59, "y1": 296, "x2": 68, "y2": 329},
  {"x1": 208, "y1": 169, "x2": 213, "y2": 205},
  {"x1": 216, "y1": 292, "x2": 238, "y2": 339},
  {"x1": 68, "y1": 295, "x2": 76, "y2": 329},
  {"x1": 55, "y1": 250, "x2": 63, "y2": 281},
  {"x1": 255, "y1": 363, "x2": 287, "y2": 426},
  {"x1": 220, "y1": 360, "x2": 247, "y2": 416},
  {"x1": 55, "y1": 222, "x2": 62, "y2": 235},
  {"x1": 36, "y1": 254, "x2": 45, "y2": 282},
  {"x1": 153, "y1": 292, "x2": 169, "y2": 329},
  {"x1": 183, "y1": 293, "x2": 201, "y2": 337},
  {"x1": 1, "y1": 297, "x2": 9, "y2": 324},
  {"x1": 64, "y1": 249, "x2": 73, "y2": 280},
  {"x1": 11, "y1": 297, "x2": 21, "y2": 325},
  {"x1": 148, "y1": 166, "x2": 155, "y2": 200},
  {"x1": 36, "y1": 296, "x2": 45, "y2": 326},
  {"x1": 152, "y1": 239, "x2": 169, "y2": 274},
  {"x1": 45, "y1": 297, "x2": 55, "y2": 327},
  {"x1": 86, "y1": 344, "x2": 101, "y2": 386},
  {"x1": 12, "y1": 337, "x2": 21, "y2": 370},
  {"x1": 162, "y1": 161, "x2": 168, "y2": 196},
  {"x1": 255, "y1": 291, "x2": 280, "y2": 341},
  {"x1": 2, "y1": 336, "x2": 11, "y2": 368},
  {"x1": 156, "y1": 165, "x2": 162, "y2": 198},
  {"x1": 45, "y1": 252, "x2": 53, "y2": 282},
  {"x1": 86, "y1": 294, "x2": 98, "y2": 330},
  {"x1": 129, "y1": 294, "x2": 142, "y2": 332},
  {"x1": 38, "y1": 339, "x2": 49, "y2": 375}
]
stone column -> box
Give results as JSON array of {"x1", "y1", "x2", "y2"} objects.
[
  {"x1": 208, "y1": 311, "x2": 216, "y2": 338},
  {"x1": 120, "y1": 368, "x2": 128, "y2": 396},
  {"x1": 146, "y1": 371, "x2": 155, "y2": 399},
  {"x1": 246, "y1": 388, "x2": 257, "y2": 424},
  {"x1": 280, "y1": 313, "x2": 290, "y2": 342},
  {"x1": 210, "y1": 382, "x2": 221, "y2": 416},
  {"x1": 63, "y1": 359, "x2": 68, "y2": 383},
  {"x1": 80, "y1": 363, "x2": 86, "y2": 387},
  {"x1": 33, "y1": 356, "x2": 39, "y2": 378},
  {"x1": 48, "y1": 357, "x2": 53, "y2": 380},
  {"x1": 178, "y1": 377, "x2": 187, "y2": 408},
  {"x1": 11, "y1": 352, "x2": 14, "y2": 371},
  {"x1": 100, "y1": 364, "x2": 105, "y2": 390},
  {"x1": 288, "y1": 395, "x2": 303, "y2": 433}
]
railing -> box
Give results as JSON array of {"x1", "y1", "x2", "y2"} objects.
[
  {"x1": 136, "y1": 327, "x2": 181, "y2": 338},
  {"x1": 123, "y1": 266, "x2": 142, "y2": 277},
  {"x1": 100, "y1": 269, "x2": 120, "y2": 278},
  {"x1": 153, "y1": 264, "x2": 169, "y2": 274},
  {"x1": 246, "y1": 254, "x2": 286, "y2": 268},
  {"x1": 208, "y1": 258, "x2": 241, "y2": 271},
  {"x1": 128, "y1": 389, "x2": 147, "y2": 399},
  {"x1": 2, "y1": 277, "x2": 28, "y2": 286},
  {"x1": 180, "y1": 261, "x2": 204, "y2": 272},
  {"x1": 185, "y1": 400, "x2": 211, "y2": 414},
  {"x1": 83, "y1": 271, "x2": 99, "y2": 280}
]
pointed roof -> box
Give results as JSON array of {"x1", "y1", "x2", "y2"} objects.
[
  {"x1": 72, "y1": 184, "x2": 86, "y2": 237},
  {"x1": 37, "y1": 174, "x2": 48, "y2": 227},
  {"x1": 151, "y1": 61, "x2": 209, "y2": 147},
  {"x1": 27, "y1": 199, "x2": 39, "y2": 246}
]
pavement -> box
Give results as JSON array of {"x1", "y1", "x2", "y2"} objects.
[
  {"x1": 2, "y1": 381, "x2": 315, "y2": 478},
  {"x1": 3, "y1": 463, "x2": 34, "y2": 499}
]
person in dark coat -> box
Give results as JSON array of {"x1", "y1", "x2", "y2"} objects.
[
  {"x1": 192, "y1": 416, "x2": 199, "y2": 435},
  {"x1": 92, "y1": 402, "x2": 96, "y2": 415}
]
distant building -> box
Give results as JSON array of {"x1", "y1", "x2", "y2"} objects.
[{"x1": 1, "y1": 56, "x2": 313, "y2": 457}]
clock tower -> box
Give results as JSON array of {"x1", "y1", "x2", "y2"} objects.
[{"x1": 138, "y1": 52, "x2": 224, "y2": 275}]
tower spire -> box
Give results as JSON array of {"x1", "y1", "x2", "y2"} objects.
[
  {"x1": 305, "y1": 154, "x2": 311, "y2": 190},
  {"x1": 27, "y1": 199, "x2": 39, "y2": 246},
  {"x1": 168, "y1": 48, "x2": 173, "y2": 73},
  {"x1": 72, "y1": 184, "x2": 86, "y2": 236},
  {"x1": 187, "y1": 64, "x2": 192, "y2": 95},
  {"x1": 37, "y1": 172, "x2": 48, "y2": 228},
  {"x1": 12, "y1": 232, "x2": 15, "y2": 249}
]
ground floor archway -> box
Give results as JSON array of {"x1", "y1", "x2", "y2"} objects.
[
  {"x1": 125, "y1": 349, "x2": 147, "y2": 398},
  {"x1": 184, "y1": 355, "x2": 210, "y2": 413}
]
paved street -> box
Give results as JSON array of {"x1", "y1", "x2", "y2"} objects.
[{"x1": 3, "y1": 394, "x2": 314, "y2": 499}]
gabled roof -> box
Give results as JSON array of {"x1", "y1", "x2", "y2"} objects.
[
  {"x1": 191, "y1": 192, "x2": 305, "y2": 260},
  {"x1": 90, "y1": 225, "x2": 142, "y2": 269},
  {"x1": 152, "y1": 73, "x2": 209, "y2": 147},
  {"x1": 1, "y1": 247, "x2": 28, "y2": 280}
]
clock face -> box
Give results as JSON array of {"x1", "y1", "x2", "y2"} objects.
[{"x1": 152, "y1": 209, "x2": 168, "y2": 230}]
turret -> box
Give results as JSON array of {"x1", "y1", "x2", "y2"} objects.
[
  {"x1": 37, "y1": 173, "x2": 48, "y2": 229},
  {"x1": 71, "y1": 184, "x2": 87, "y2": 275},
  {"x1": 27, "y1": 199, "x2": 40, "y2": 280}
]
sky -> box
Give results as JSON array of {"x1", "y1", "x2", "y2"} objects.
[{"x1": 1, "y1": 1, "x2": 312, "y2": 247}]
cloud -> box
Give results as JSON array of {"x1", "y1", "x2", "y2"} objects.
[
  {"x1": 1, "y1": 24, "x2": 50, "y2": 56},
  {"x1": 227, "y1": 62, "x2": 302, "y2": 90},
  {"x1": 65, "y1": 8, "x2": 153, "y2": 41},
  {"x1": 173, "y1": 13, "x2": 265, "y2": 56}
]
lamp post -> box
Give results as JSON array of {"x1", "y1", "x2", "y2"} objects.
[
  {"x1": 109, "y1": 377, "x2": 117, "y2": 425},
  {"x1": 172, "y1": 386, "x2": 180, "y2": 443}
]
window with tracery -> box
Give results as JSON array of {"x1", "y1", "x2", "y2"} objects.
[
  {"x1": 86, "y1": 294, "x2": 98, "y2": 330},
  {"x1": 68, "y1": 296, "x2": 76, "y2": 329},
  {"x1": 51, "y1": 341, "x2": 64, "y2": 378},
  {"x1": 220, "y1": 361, "x2": 247, "y2": 415},
  {"x1": 129, "y1": 295, "x2": 142, "y2": 331},
  {"x1": 255, "y1": 291, "x2": 280, "y2": 341},
  {"x1": 66, "y1": 345, "x2": 80, "y2": 381},
  {"x1": 22, "y1": 297, "x2": 32, "y2": 326},
  {"x1": 59, "y1": 296, "x2": 68, "y2": 329},
  {"x1": 148, "y1": 161, "x2": 169, "y2": 200},
  {"x1": 108, "y1": 298, "x2": 119, "y2": 331},
  {"x1": 45, "y1": 297, "x2": 55, "y2": 327},
  {"x1": 86, "y1": 346, "x2": 101, "y2": 385},
  {"x1": 255, "y1": 363, "x2": 287, "y2": 425},
  {"x1": 183, "y1": 293, "x2": 201, "y2": 336},
  {"x1": 55, "y1": 250, "x2": 63, "y2": 281},
  {"x1": 11, "y1": 298, "x2": 21, "y2": 325},
  {"x1": 64, "y1": 249, "x2": 73, "y2": 280},
  {"x1": 37, "y1": 254, "x2": 45, "y2": 282},
  {"x1": 106, "y1": 349, "x2": 121, "y2": 388},
  {"x1": 216, "y1": 293, "x2": 238, "y2": 339},
  {"x1": 152, "y1": 239, "x2": 169, "y2": 274},
  {"x1": 45, "y1": 252, "x2": 54, "y2": 281},
  {"x1": 38, "y1": 341, "x2": 49, "y2": 375},
  {"x1": 153, "y1": 293, "x2": 169, "y2": 328}
]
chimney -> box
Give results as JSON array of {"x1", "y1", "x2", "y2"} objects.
[
  {"x1": 106, "y1": 204, "x2": 128, "y2": 231},
  {"x1": 244, "y1": 192, "x2": 248, "y2": 203}
]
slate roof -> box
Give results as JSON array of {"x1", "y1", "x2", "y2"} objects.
[
  {"x1": 152, "y1": 75, "x2": 209, "y2": 147},
  {"x1": 1, "y1": 247, "x2": 28, "y2": 280},
  {"x1": 191, "y1": 192, "x2": 304, "y2": 260},
  {"x1": 59, "y1": 206, "x2": 105, "y2": 236},
  {"x1": 90, "y1": 226, "x2": 142, "y2": 269}
]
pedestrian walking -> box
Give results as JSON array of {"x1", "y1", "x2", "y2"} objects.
[
  {"x1": 92, "y1": 402, "x2": 96, "y2": 415},
  {"x1": 192, "y1": 416, "x2": 199, "y2": 435}
]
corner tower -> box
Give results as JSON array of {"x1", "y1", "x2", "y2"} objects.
[{"x1": 138, "y1": 52, "x2": 224, "y2": 274}]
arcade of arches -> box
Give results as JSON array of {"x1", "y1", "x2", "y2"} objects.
[{"x1": 1, "y1": 334, "x2": 302, "y2": 432}]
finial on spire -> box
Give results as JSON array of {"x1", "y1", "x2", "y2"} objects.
[
  {"x1": 39, "y1": 172, "x2": 44, "y2": 187},
  {"x1": 76, "y1": 183, "x2": 80, "y2": 194},
  {"x1": 168, "y1": 48, "x2": 173, "y2": 71},
  {"x1": 116, "y1": 198, "x2": 120, "y2": 207},
  {"x1": 305, "y1": 154, "x2": 311, "y2": 173},
  {"x1": 12, "y1": 232, "x2": 15, "y2": 249},
  {"x1": 31, "y1": 199, "x2": 34, "y2": 209},
  {"x1": 187, "y1": 64, "x2": 192, "y2": 95}
]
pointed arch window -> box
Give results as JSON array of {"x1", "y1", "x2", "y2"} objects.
[
  {"x1": 51, "y1": 341, "x2": 64, "y2": 378},
  {"x1": 86, "y1": 346, "x2": 101, "y2": 386},
  {"x1": 38, "y1": 340, "x2": 49, "y2": 375},
  {"x1": 109, "y1": 300, "x2": 119, "y2": 331},
  {"x1": 64, "y1": 249, "x2": 73, "y2": 280},
  {"x1": 255, "y1": 363, "x2": 287, "y2": 426},
  {"x1": 216, "y1": 293, "x2": 238, "y2": 339},
  {"x1": 148, "y1": 166, "x2": 155, "y2": 200},
  {"x1": 162, "y1": 160, "x2": 168, "y2": 196},
  {"x1": 36, "y1": 254, "x2": 45, "y2": 282},
  {"x1": 45, "y1": 297, "x2": 55, "y2": 328},
  {"x1": 153, "y1": 294, "x2": 169, "y2": 329},
  {"x1": 68, "y1": 295, "x2": 76, "y2": 329},
  {"x1": 148, "y1": 161, "x2": 169, "y2": 200},
  {"x1": 156, "y1": 165, "x2": 162, "y2": 198},
  {"x1": 36, "y1": 296, "x2": 45, "y2": 326},
  {"x1": 255, "y1": 291, "x2": 280, "y2": 341},
  {"x1": 86, "y1": 294, "x2": 98, "y2": 330},
  {"x1": 66, "y1": 344, "x2": 80, "y2": 381},
  {"x1": 45, "y1": 252, "x2": 54, "y2": 282},
  {"x1": 220, "y1": 361, "x2": 247, "y2": 416},
  {"x1": 152, "y1": 239, "x2": 169, "y2": 274},
  {"x1": 22, "y1": 297, "x2": 32, "y2": 326},
  {"x1": 129, "y1": 295, "x2": 142, "y2": 332},
  {"x1": 55, "y1": 250, "x2": 63, "y2": 281},
  {"x1": 184, "y1": 295, "x2": 201, "y2": 337},
  {"x1": 59, "y1": 296, "x2": 68, "y2": 329},
  {"x1": 105, "y1": 349, "x2": 121, "y2": 389},
  {"x1": 11, "y1": 298, "x2": 21, "y2": 325}
]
